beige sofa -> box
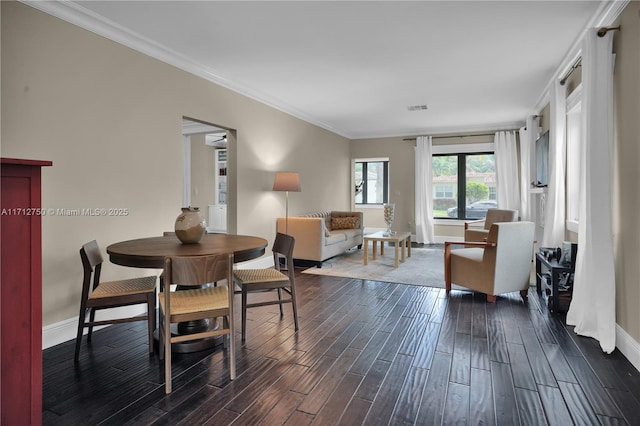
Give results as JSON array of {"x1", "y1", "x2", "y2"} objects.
[{"x1": 276, "y1": 211, "x2": 363, "y2": 267}]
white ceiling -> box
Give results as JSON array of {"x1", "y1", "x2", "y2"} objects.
[{"x1": 30, "y1": 1, "x2": 609, "y2": 139}]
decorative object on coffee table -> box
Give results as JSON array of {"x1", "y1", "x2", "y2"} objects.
[
  {"x1": 174, "y1": 206, "x2": 206, "y2": 244},
  {"x1": 383, "y1": 203, "x2": 395, "y2": 236}
]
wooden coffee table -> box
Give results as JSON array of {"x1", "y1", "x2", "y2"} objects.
[{"x1": 363, "y1": 231, "x2": 411, "y2": 268}]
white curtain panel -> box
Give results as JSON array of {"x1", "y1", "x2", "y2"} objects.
[
  {"x1": 518, "y1": 116, "x2": 539, "y2": 221},
  {"x1": 542, "y1": 80, "x2": 567, "y2": 248},
  {"x1": 414, "y1": 136, "x2": 435, "y2": 244},
  {"x1": 495, "y1": 130, "x2": 521, "y2": 212},
  {"x1": 566, "y1": 29, "x2": 616, "y2": 353}
]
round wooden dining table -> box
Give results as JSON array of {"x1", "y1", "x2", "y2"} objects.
[
  {"x1": 106, "y1": 233, "x2": 268, "y2": 269},
  {"x1": 106, "y1": 233, "x2": 268, "y2": 353}
]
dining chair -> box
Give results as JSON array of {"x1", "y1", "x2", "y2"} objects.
[
  {"x1": 75, "y1": 240, "x2": 157, "y2": 362},
  {"x1": 159, "y1": 252, "x2": 235, "y2": 394},
  {"x1": 233, "y1": 233, "x2": 298, "y2": 341}
]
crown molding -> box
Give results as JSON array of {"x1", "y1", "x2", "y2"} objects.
[
  {"x1": 20, "y1": 0, "x2": 351, "y2": 139},
  {"x1": 593, "y1": 0, "x2": 629, "y2": 27},
  {"x1": 531, "y1": 0, "x2": 629, "y2": 113},
  {"x1": 350, "y1": 121, "x2": 525, "y2": 141},
  {"x1": 20, "y1": 1, "x2": 629, "y2": 141}
]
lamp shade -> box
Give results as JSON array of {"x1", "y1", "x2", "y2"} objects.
[{"x1": 273, "y1": 171, "x2": 301, "y2": 192}]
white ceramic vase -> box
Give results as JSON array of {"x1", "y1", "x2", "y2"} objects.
[{"x1": 174, "y1": 206, "x2": 206, "y2": 244}]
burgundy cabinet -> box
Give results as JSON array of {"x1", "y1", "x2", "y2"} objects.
[{"x1": 1, "y1": 158, "x2": 52, "y2": 426}]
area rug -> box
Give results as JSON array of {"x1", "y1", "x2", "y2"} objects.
[{"x1": 302, "y1": 244, "x2": 446, "y2": 288}]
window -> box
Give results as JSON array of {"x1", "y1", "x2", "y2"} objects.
[
  {"x1": 354, "y1": 159, "x2": 389, "y2": 204},
  {"x1": 433, "y1": 152, "x2": 496, "y2": 220}
]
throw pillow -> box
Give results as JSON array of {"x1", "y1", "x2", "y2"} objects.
[{"x1": 331, "y1": 216, "x2": 360, "y2": 230}]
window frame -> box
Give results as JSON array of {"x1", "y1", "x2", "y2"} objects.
[
  {"x1": 431, "y1": 143, "x2": 495, "y2": 221},
  {"x1": 354, "y1": 158, "x2": 389, "y2": 205}
]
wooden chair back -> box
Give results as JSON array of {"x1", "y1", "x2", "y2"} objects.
[
  {"x1": 76, "y1": 240, "x2": 157, "y2": 362},
  {"x1": 164, "y1": 253, "x2": 231, "y2": 287},
  {"x1": 272, "y1": 232, "x2": 295, "y2": 281},
  {"x1": 80, "y1": 240, "x2": 104, "y2": 298},
  {"x1": 160, "y1": 252, "x2": 235, "y2": 393}
]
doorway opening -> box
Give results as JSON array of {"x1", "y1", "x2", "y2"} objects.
[{"x1": 181, "y1": 117, "x2": 233, "y2": 233}]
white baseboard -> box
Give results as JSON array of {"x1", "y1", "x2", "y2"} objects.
[
  {"x1": 434, "y1": 235, "x2": 463, "y2": 244},
  {"x1": 42, "y1": 317, "x2": 79, "y2": 349},
  {"x1": 616, "y1": 324, "x2": 640, "y2": 372},
  {"x1": 42, "y1": 305, "x2": 146, "y2": 349}
]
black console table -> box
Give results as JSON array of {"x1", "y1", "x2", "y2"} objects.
[{"x1": 535, "y1": 249, "x2": 575, "y2": 313}]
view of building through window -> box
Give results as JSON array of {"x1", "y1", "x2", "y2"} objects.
[{"x1": 433, "y1": 153, "x2": 496, "y2": 219}]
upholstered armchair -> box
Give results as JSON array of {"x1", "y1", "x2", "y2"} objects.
[
  {"x1": 464, "y1": 208, "x2": 519, "y2": 242},
  {"x1": 445, "y1": 221, "x2": 535, "y2": 302}
]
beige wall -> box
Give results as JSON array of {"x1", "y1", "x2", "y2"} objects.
[
  {"x1": 1, "y1": 2, "x2": 350, "y2": 325},
  {"x1": 612, "y1": 2, "x2": 640, "y2": 343},
  {"x1": 350, "y1": 137, "x2": 415, "y2": 231}
]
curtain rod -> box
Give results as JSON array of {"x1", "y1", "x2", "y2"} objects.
[
  {"x1": 560, "y1": 57, "x2": 582, "y2": 86},
  {"x1": 402, "y1": 130, "x2": 520, "y2": 142},
  {"x1": 597, "y1": 25, "x2": 620, "y2": 37},
  {"x1": 560, "y1": 26, "x2": 620, "y2": 85}
]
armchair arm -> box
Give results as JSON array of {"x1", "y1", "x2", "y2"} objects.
[
  {"x1": 276, "y1": 217, "x2": 326, "y2": 260},
  {"x1": 464, "y1": 219, "x2": 486, "y2": 230},
  {"x1": 444, "y1": 241, "x2": 497, "y2": 293}
]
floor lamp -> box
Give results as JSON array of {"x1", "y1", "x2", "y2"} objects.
[{"x1": 273, "y1": 171, "x2": 301, "y2": 235}]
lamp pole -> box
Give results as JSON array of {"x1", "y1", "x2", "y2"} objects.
[{"x1": 273, "y1": 171, "x2": 301, "y2": 236}]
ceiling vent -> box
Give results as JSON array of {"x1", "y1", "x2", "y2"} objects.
[{"x1": 407, "y1": 104, "x2": 428, "y2": 111}]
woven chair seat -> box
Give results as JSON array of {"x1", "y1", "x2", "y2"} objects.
[
  {"x1": 232, "y1": 233, "x2": 298, "y2": 342},
  {"x1": 234, "y1": 268, "x2": 288, "y2": 284},
  {"x1": 160, "y1": 253, "x2": 235, "y2": 394},
  {"x1": 89, "y1": 275, "x2": 156, "y2": 299},
  {"x1": 76, "y1": 240, "x2": 157, "y2": 362},
  {"x1": 159, "y1": 285, "x2": 229, "y2": 316}
]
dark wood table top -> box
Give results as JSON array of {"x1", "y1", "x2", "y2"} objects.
[{"x1": 106, "y1": 234, "x2": 268, "y2": 268}]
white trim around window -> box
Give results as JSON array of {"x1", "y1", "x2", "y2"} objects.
[{"x1": 432, "y1": 143, "x2": 494, "y2": 155}]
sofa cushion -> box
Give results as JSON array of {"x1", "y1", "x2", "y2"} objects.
[
  {"x1": 326, "y1": 232, "x2": 347, "y2": 246},
  {"x1": 341, "y1": 228, "x2": 362, "y2": 240},
  {"x1": 331, "y1": 216, "x2": 360, "y2": 230}
]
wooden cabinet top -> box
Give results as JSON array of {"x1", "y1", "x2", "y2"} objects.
[{"x1": 1, "y1": 157, "x2": 52, "y2": 167}]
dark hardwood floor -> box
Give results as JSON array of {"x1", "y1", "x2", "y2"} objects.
[{"x1": 43, "y1": 269, "x2": 640, "y2": 425}]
